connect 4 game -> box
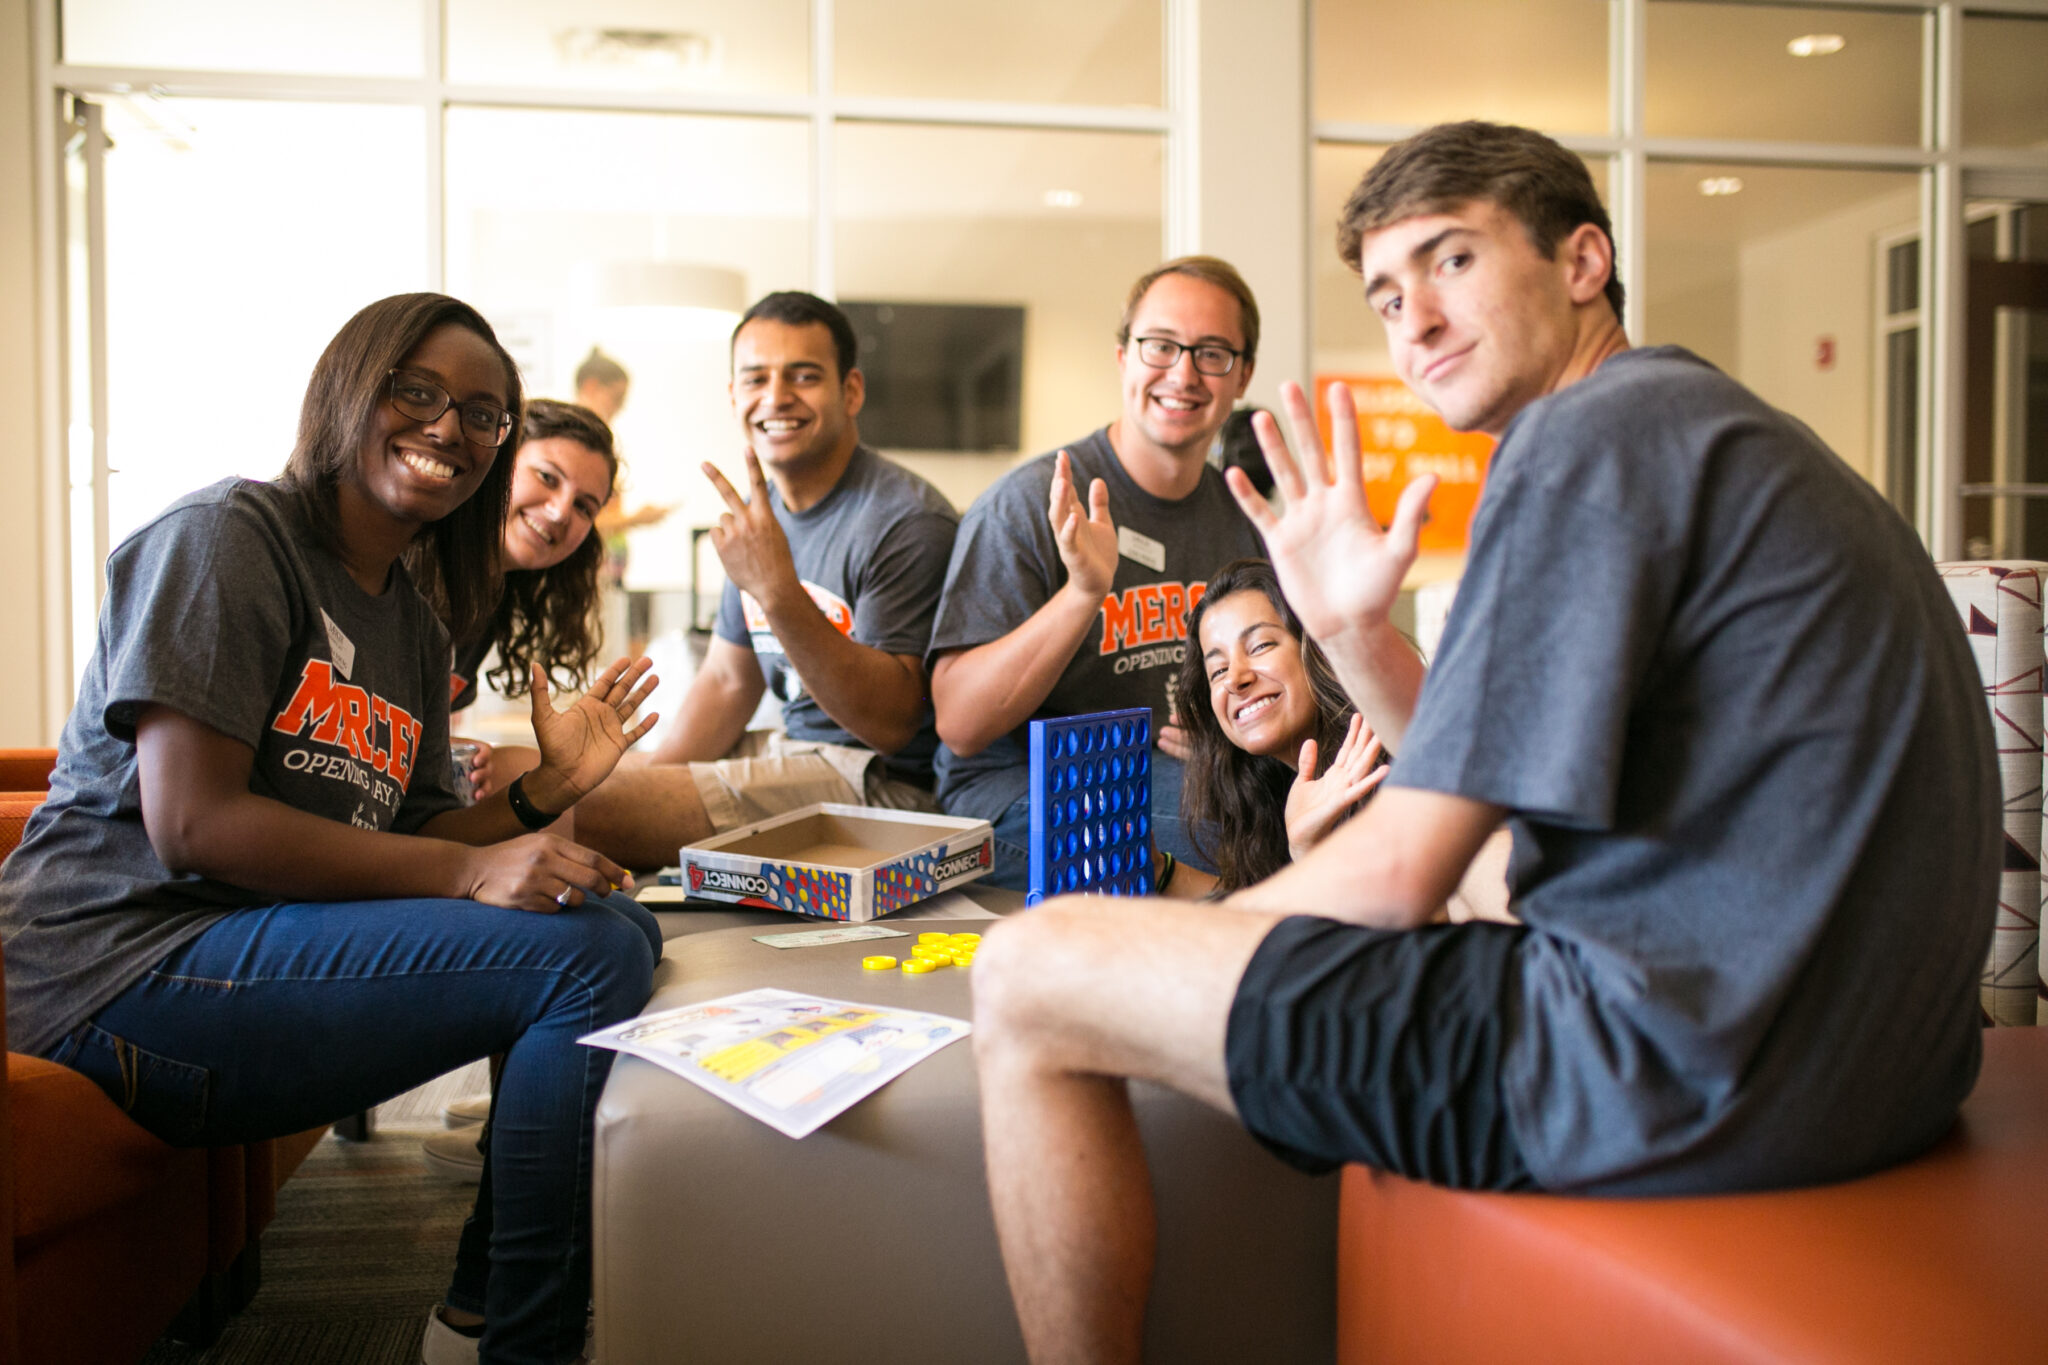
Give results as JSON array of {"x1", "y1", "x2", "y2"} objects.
[{"x1": 1027, "y1": 707, "x2": 1154, "y2": 905}]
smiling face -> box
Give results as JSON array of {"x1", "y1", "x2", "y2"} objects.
[
  {"x1": 352, "y1": 322, "x2": 508, "y2": 533},
  {"x1": 729, "y1": 319, "x2": 864, "y2": 475},
  {"x1": 1200, "y1": 589, "x2": 1320, "y2": 761},
  {"x1": 501, "y1": 436, "x2": 614, "y2": 572},
  {"x1": 1358, "y1": 198, "x2": 1589, "y2": 437},
  {"x1": 1116, "y1": 272, "x2": 1253, "y2": 463}
]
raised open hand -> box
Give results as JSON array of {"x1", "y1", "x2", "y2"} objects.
[
  {"x1": 1224, "y1": 380, "x2": 1437, "y2": 648},
  {"x1": 527, "y1": 656, "x2": 659, "y2": 805},
  {"x1": 1048, "y1": 448, "x2": 1119, "y2": 601},
  {"x1": 1284, "y1": 713, "x2": 1388, "y2": 860},
  {"x1": 704, "y1": 451, "x2": 800, "y2": 606}
]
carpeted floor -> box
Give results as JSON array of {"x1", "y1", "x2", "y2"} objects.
[{"x1": 142, "y1": 1060, "x2": 490, "y2": 1365}]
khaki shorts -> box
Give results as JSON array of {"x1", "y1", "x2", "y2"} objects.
[{"x1": 689, "y1": 730, "x2": 938, "y2": 835}]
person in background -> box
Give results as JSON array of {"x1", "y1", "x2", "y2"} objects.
[
  {"x1": 968, "y1": 122, "x2": 1997, "y2": 1364},
  {"x1": 0, "y1": 293, "x2": 662, "y2": 1365},
  {"x1": 573, "y1": 346, "x2": 630, "y2": 423},
  {"x1": 925, "y1": 257, "x2": 1267, "y2": 891}
]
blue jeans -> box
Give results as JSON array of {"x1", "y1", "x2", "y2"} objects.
[
  {"x1": 984, "y1": 750, "x2": 1209, "y2": 894},
  {"x1": 50, "y1": 892, "x2": 659, "y2": 1365}
]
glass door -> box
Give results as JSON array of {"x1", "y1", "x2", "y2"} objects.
[{"x1": 1958, "y1": 198, "x2": 2048, "y2": 560}]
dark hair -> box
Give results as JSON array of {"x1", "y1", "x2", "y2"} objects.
[
  {"x1": 1216, "y1": 407, "x2": 1273, "y2": 497},
  {"x1": 575, "y1": 346, "x2": 629, "y2": 390},
  {"x1": 1336, "y1": 120, "x2": 1625, "y2": 321},
  {"x1": 732, "y1": 291, "x2": 859, "y2": 379},
  {"x1": 1117, "y1": 256, "x2": 1261, "y2": 369},
  {"x1": 478, "y1": 399, "x2": 619, "y2": 700},
  {"x1": 281, "y1": 293, "x2": 522, "y2": 646},
  {"x1": 1171, "y1": 559, "x2": 1365, "y2": 892}
]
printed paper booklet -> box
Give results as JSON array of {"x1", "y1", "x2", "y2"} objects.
[{"x1": 580, "y1": 987, "x2": 971, "y2": 1139}]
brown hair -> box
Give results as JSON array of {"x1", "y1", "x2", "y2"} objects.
[
  {"x1": 281, "y1": 293, "x2": 522, "y2": 646},
  {"x1": 1336, "y1": 121, "x2": 1625, "y2": 321},
  {"x1": 1171, "y1": 559, "x2": 1371, "y2": 892},
  {"x1": 478, "y1": 399, "x2": 619, "y2": 699},
  {"x1": 1116, "y1": 256, "x2": 1261, "y2": 368}
]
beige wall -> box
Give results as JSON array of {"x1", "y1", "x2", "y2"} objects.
[
  {"x1": 1738, "y1": 184, "x2": 1919, "y2": 486},
  {"x1": 0, "y1": 0, "x2": 49, "y2": 743}
]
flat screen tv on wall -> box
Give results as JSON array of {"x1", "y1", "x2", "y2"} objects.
[{"x1": 840, "y1": 300, "x2": 1024, "y2": 452}]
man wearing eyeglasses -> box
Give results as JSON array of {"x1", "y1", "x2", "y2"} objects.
[{"x1": 926, "y1": 257, "x2": 1264, "y2": 891}]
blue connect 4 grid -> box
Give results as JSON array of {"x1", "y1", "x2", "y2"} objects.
[{"x1": 1027, "y1": 707, "x2": 1154, "y2": 906}]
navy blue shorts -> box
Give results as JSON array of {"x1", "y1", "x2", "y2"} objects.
[{"x1": 1225, "y1": 915, "x2": 1536, "y2": 1191}]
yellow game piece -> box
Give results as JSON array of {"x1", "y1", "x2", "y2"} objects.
[
  {"x1": 950, "y1": 953, "x2": 976, "y2": 968},
  {"x1": 901, "y1": 958, "x2": 938, "y2": 974},
  {"x1": 918, "y1": 932, "x2": 952, "y2": 944},
  {"x1": 862, "y1": 955, "x2": 898, "y2": 971},
  {"x1": 912, "y1": 944, "x2": 953, "y2": 960},
  {"x1": 948, "y1": 933, "x2": 981, "y2": 943}
]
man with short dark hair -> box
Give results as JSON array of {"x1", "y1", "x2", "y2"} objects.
[
  {"x1": 927, "y1": 256, "x2": 1267, "y2": 889},
  {"x1": 972, "y1": 122, "x2": 1997, "y2": 1364},
  {"x1": 569, "y1": 291, "x2": 958, "y2": 869}
]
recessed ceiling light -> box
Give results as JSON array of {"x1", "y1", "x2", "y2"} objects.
[
  {"x1": 1043, "y1": 189, "x2": 1083, "y2": 209},
  {"x1": 1787, "y1": 33, "x2": 1846, "y2": 57},
  {"x1": 1699, "y1": 176, "x2": 1744, "y2": 197}
]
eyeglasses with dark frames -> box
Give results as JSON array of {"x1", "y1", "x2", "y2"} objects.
[
  {"x1": 385, "y1": 370, "x2": 514, "y2": 449},
  {"x1": 1129, "y1": 335, "x2": 1243, "y2": 377}
]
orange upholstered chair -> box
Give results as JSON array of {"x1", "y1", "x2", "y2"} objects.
[
  {"x1": 1334, "y1": 1016, "x2": 2048, "y2": 1363},
  {"x1": 0, "y1": 752, "x2": 54, "y2": 797},
  {"x1": 0, "y1": 786, "x2": 326, "y2": 1359}
]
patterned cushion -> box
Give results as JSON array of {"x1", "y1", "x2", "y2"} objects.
[{"x1": 1938, "y1": 562, "x2": 2045, "y2": 1025}]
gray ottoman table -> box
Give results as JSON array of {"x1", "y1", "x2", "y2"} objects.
[{"x1": 592, "y1": 902, "x2": 1338, "y2": 1364}]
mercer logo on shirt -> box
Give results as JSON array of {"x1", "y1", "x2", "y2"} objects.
[
  {"x1": 741, "y1": 581, "x2": 855, "y2": 655},
  {"x1": 1098, "y1": 582, "x2": 1206, "y2": 656},
  {"x1": 270, "y1": 659, "x2": 424, "y2": 790}
]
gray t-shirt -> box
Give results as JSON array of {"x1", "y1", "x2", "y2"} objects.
[
  {"x1": 712, "y1": 444, "x2": 958, "y2": 786},
  {"x1": 0, "y1": 479, "x2": 464, "y2": 1056},
  {"x1": 926, "y1": 427, "x2": 1262, "y2": 819},
  {"x1": 1394, "y1": 347, "x2": 1997, "y2": 1195}
]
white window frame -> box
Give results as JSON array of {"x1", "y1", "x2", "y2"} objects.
[{"x1": 1309, "y1": 0, "x2": 2048, "y2": 559}]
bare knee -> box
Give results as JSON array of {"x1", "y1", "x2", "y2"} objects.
[{"x1": 974, "y1": 902, "x2": 1095, "y2": 1062}]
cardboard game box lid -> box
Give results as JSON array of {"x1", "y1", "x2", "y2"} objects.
[{"x1": 678, "y1": 804, "x2": 994, "y2": 922}]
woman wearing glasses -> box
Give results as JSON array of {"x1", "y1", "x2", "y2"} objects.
[{"x1": 0, "y1": 294, "x2": 657, "y2": 1365}]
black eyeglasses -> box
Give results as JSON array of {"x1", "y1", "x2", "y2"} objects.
[
  {"x1": 1130, "y1": 336, "x2": 1243, "y2": 377},
  {"x1": 385, "y1": 371, "x2": 514, "y2": 449}
]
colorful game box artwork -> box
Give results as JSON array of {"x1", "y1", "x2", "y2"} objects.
[{"x1": 1027, "y1": 707, "x2": 1154, "y2": 905}]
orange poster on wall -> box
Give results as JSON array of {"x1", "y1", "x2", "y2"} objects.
[{"x1": 1313, "y1": 375, "x2": 1495, "y2": 553}]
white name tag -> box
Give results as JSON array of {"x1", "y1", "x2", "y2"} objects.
[
  {"x1": 321, "y1": 610, "x2": 356, "y2": 679},
  {"x1": 1117, "y1": 526, "x2": 1166, "y2": 572}
]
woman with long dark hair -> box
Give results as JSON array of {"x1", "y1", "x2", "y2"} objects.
[
  {"x1": 0, "y1": 293, "x2": 659, "y2": 1365},
  {"x1": 1165, "y1": 558, "x2": 1389, "y2": 895}
]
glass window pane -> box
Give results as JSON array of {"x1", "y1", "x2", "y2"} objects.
[
  {"x1": 833, "y1": 123, "x2": 1163, "y2": 509},
  {"x1": 1960, "y1": 200, "x2": 2048, "y2": 560},
  {"x1": 1646, "y1": 2, "x2": 1922, "y2": 145},
  {"x1": 446, "y1": 107, "x2": 811, "y2": 591},
  {"x1": 837, "y1": 0, "x2": 1161, "y2": 106},
  {"x1": 1313, "y1": 0, "x2": 1608, "y2": 134},
  {"x1": 99, "y1": 98, "x2": 429, "y2": 546},
  {"x1": 1963, "y1": 14, "x2": 2048, "y2": 148},
  {"x1": 63, "y1": 0, "x2": 424, "y2": 77},
  {"x1": 1644, "y1": 162, "x2": 1921, "y2": 492},
  {"x1": 446, "y1": 0, "x2": 808, "y2": 96}
]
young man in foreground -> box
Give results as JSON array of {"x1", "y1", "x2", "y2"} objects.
[{"x1": 971, "y1": 121, "x2": 1998, "y2": 1364}]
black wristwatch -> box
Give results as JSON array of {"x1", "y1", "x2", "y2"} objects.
[{"x1": 506, "y1": 773, "x2": 562, "y2": 831}]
